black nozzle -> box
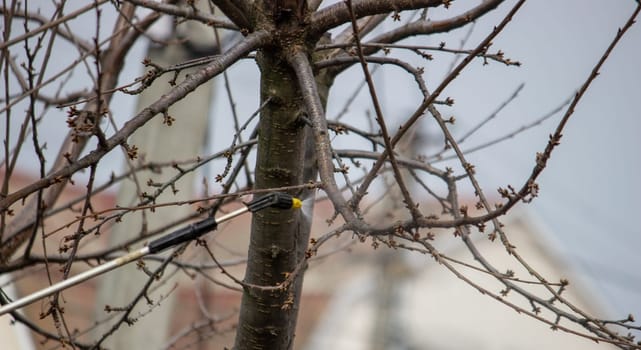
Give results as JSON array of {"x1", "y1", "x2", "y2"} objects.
[{"x1": 247, "y1": 192, "x2": 298, "y2": 212}]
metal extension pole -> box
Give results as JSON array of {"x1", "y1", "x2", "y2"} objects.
[
  {"x1": 0, "y1": 192, "x2": 300, "y2": 316},
  {"x1": 0, "y1": 247, "x2": 150, "y2": 316},
  {"x1": 0, "y1": 206, "x2": 249, "y2": 316}
]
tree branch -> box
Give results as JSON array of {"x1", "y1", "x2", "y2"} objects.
[
  {"x1": 345, "y1": 0, "x2": 422, "y2": 220},
  {"x1": 310, "y1": 0, "x2": 444, "y2": 36},
  {"x1": 365, "y1": 0, "x2": 504, "y2": 53},
  {"x1": 0, "y1": 0, "x2": 109, "y2": 51},
  {"x1": 0, "y1": 30, "x2": 270, "y2": 262},
  {"x1": 287, "y1": 49, "x2": 361, "y2": 227},
  {"x1": 126, "y1": 0, "x2": 238, "y2": 30},
  {"x1": 210, "y1": 0, "x2": 252, "y2": 30},
  {"x1": 350, "y1": 0, "x2": 523, "y2": 209}
]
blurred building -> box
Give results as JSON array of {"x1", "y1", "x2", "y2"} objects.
[{"x1": 0, "y1": 169, "x2": 621, "y2": 349}]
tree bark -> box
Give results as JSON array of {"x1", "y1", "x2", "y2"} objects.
[
  {"x1": 233, "y1": 2, "x2": 331, "y2": 347},
  {"x1": 233, "y1": 44, "x2": 307, "y2": 349}
]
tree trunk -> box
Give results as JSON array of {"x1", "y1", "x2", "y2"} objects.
[
  {"x1": 233, "y1": 2, "x2": 337, "y2": 348},
  {"x1": 233, "y1": 44, "x2": 306, "y2": 349}
]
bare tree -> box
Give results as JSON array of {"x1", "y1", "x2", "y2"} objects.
[{"x1": 1, "y1": 1, "x2": 640, "y2": 349}]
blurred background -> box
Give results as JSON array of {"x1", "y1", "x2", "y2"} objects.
[{"x1": 1, "y1": 0, "x2": 639, "y2": 348}]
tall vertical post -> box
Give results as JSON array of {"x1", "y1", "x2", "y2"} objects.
[{"x1": 94, "y1": 12, "x2": 216, "y2": 349}]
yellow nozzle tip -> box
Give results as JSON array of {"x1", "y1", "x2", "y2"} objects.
[{"x1": 292, "y1": 197, "x2": 302, "y2": 209}]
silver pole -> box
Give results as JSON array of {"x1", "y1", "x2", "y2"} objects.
[
  {"x1": 0, "y1": 247, "x2": 149, "y2": 316},
  {"x1": 212, "y1": 206, "x2": 248, "y2": 223},
  {"x1": 0, "y1": 206, "x2": 250, "y2": 317}
]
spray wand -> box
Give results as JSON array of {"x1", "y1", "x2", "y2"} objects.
[{"x1": 0, "y1": 192, "x2": 302, "y2": 316}]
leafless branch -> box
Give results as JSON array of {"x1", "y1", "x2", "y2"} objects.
[
  {"x1": 210, "y1": 0, "x2": 252, "y2": 30},
  {"x1": 310, "y1": 0, "x2": 445, "y2": 36},
  {"x1": 126, "y1": 0, "x2": 238, "y2": 30}
]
